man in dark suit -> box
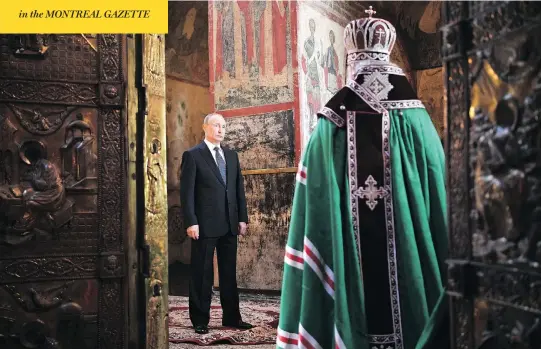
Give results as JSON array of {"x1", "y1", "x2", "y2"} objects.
[{"x1": 180, "y1": 113, "x2": 253, "y2": 335}]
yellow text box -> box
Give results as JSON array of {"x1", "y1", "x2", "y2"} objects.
[{"x1": 1, "y1": 0, "x2": 168, "y2": 33}]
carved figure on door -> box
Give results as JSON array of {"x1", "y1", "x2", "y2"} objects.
[{"x1": 0, "y1": 155, "x2": 73, "y2": 245}]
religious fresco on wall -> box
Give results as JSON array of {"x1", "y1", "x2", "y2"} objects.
[
  {"x1": 416, "y1": 67, "x2": 444, "y2": 138},
  {"x1": 237, "y1": 172, "x2": 295, "y2": 290},
  {"x1": 211, "y1": 0, "x2": 294, "y2": 110},
  {"x1": 213, "y1": 172, "x2": 295, "y2": 291},
  {"x1": 298, "y1": 2, "x2": 346, "y2": 151},
  {"x1": 221, "y1": 110, "x2": 295, "y2": 170},
  {"x1": 166, "y1": 1, "x2": 209, "y2": 86}
]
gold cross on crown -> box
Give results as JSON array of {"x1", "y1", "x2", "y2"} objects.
[{"x1": 365, "y1": 6, "x2": 377, "y2": 18}]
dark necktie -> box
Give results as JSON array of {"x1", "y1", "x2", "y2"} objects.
[{"x1": 214, "y1": 146, "x2": 226, "y2": 184}]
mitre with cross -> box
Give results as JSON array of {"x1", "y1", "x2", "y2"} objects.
[{"x1": 343, "y1": 5, "x2": 397, "y2": 63}]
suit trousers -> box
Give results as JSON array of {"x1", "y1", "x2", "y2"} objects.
[{"x1": 189, "y1": 232, "x2": 241, "y2": 326}]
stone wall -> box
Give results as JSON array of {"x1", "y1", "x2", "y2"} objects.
[
  {"x1": 209, "y1": 0, "x2": 297, "y2": 291},
  {"x1": 377, "y1": 1, "x2": 444, "y2": 137},
  {"x1": 166, "y1": 1, "x2": 210, "y2": 268},
  {"x1": 166, "y1": 0, "x2": 443, "y2": 293},
  {"x1": 208, "y1": 0, "x2": 415, "y2": 291}
]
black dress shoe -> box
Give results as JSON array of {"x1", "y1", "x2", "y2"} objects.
[
  {"x1": 223, "y1": 320, "x2": 253, "y2": 330},
  {"x1": 194, "y1": 325, "x2": 209, "y2": 334}
]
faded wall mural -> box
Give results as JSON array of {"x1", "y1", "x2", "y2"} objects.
[
  {"x1": 237, "y1": 172, "x2": 295, "y2": 290},
  {"x1": 222, "y1": 110, "x2": 295, "y2": 170},
  {"x1": 298, "y1": 2, "x2": 346, "y2": 151},
  {"x1": 166, "y1": 1, "x2": 209, "y2": 86},
  {"x1": 166, "y1": 78, "x2": 210, "y2": 265},
  {"x1": 216, "y1": 111, "x2": 295, "y2": 290},
  {"x1": 211, "y1": 0, "x2": 294, "y2": 110},
  {"x1": 213, "y1": 172, "x2": 295, "y2": 291}
]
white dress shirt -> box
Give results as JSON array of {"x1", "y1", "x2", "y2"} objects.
[{"x1": 204, "y1": 138, "x2": 224, "y2": 165}]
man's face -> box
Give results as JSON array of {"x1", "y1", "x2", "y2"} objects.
[
  {"x1": 309, "y1": 20, "x2": 315, "y2": 34},
  {"x1": 203, "y1": 114, "x2": 226, "y2": 144}
]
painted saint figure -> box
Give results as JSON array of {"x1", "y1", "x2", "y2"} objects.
[
  {"x1": 271, "y1": 0, "x2": 288, "y2": 75},
  {"x1": 320, "y1": 29, "x2": 343, "y2": 96},
  {"x1": 215, "y1": 1, "x2": 235, "y2": 79},
  {"x1": 301, "y1": 18, "x2": 322, "y2": 137}
]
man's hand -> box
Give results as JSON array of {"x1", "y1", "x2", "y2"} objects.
[
  {"x1": 238, "y1": 222, "x2": 247, "y2": 236},
  {"x1": 187, "y1": 225, "x2": 199, "y2": 240}
]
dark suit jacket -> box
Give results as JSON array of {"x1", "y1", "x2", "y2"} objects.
[{"x1": 180, "y1": 142, "x2": 248, "y2": 238}]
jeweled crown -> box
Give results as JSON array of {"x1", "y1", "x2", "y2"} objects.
[{"x1": 344, "y1": 6, "x2": 397, "y2": 63}]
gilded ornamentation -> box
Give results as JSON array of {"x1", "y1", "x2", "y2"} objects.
[
  {"x1": 7, "y1": 103, "x2": 77, "y2": 136},
  {"x1": 445, "y1": 2, "x2": 541, "y2": 348},
  {"x1": 443, "y1": 3, "x2": 474, "y2": 349},
  {"x1": 0, "y1": 157, "x2": 74, "y2": 246},
  {"x1": 0, "y1": 33, "x2": 126, "y2": 349},
  {"x1": 0, "y1": 257, "x2": 96, "y2": 282},
  {"x1": 97, "y1": 33, "x2": 125, "y2": 349},
  {"x1": 100, "y1": 34, "x2": 121, "y2": 81},
  {"x1": 99, "y1": 280, "x2": 123, "y2": 349},
  {"x1": 0, "y1": 80, "x2": 98, "y2": 105}
]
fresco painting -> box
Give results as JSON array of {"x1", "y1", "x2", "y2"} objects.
[
  {"x1": 166, "y1": 1, "x2": 209, "y2": 86},
  {"x1": 212, "y1": 0, "x2": 294, "y2": 111},
  {"x1": 297, "y1": 2, "x2": 346, "y2": 152},
  {"x1": 222, "y1": 110, "x2": 295, "y2": 170}
]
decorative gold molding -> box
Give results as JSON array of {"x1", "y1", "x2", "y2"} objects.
[{"x1": 241, "y1": 167, "x2": 297, "y2": 175}]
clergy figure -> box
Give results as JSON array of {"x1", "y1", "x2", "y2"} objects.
[{"x1": 277, "y1": 7, "x2": 448, "y2": 349}]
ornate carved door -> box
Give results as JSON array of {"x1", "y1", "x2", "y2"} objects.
[
  {"x1": 0, "y1": 34, "x2": 168, "y2": 348},
  {"x1": 443, "y1": 2, "x2": 541, "y2": 349}
]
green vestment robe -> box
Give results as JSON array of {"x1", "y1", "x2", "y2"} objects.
[{"x1": 277, "y1": 60, "x2": 449, "y2": 349}]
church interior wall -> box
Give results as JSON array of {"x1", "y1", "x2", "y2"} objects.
[
  {"x1": 209, "y1": 0, "x2": 297, "y2": 291},
  {"x1": 207, "y1": 0, "x2": 412, "y2": 291},
  {"x1": 297, "y1": 1, "x2": 415, "y2": 153},
  {"x1": 416, "y1": 67, "x2": 444, "y2": 138},
  {"x1": 220, "y1": 111, "x2": 296, "y2": 290},
  {"x1": 165, "y1": 0, "x2": 445, "y2": 294},
  {"x1": 166, "y1": 1, "x2": 211, "y2": 295},
  {"x1": 166, "y1": 79, "x2": 209, "y2": 265},
  {"x1": 297, "y1": 1, "x2": 348, "y2": 152},
  {"x1": 377, "y1": 1, "x2": 445, "y2": 138}
]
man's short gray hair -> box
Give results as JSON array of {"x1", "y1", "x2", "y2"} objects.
[{"x1": 203, "y1": 113, "x2": 224, "y2": 125}]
